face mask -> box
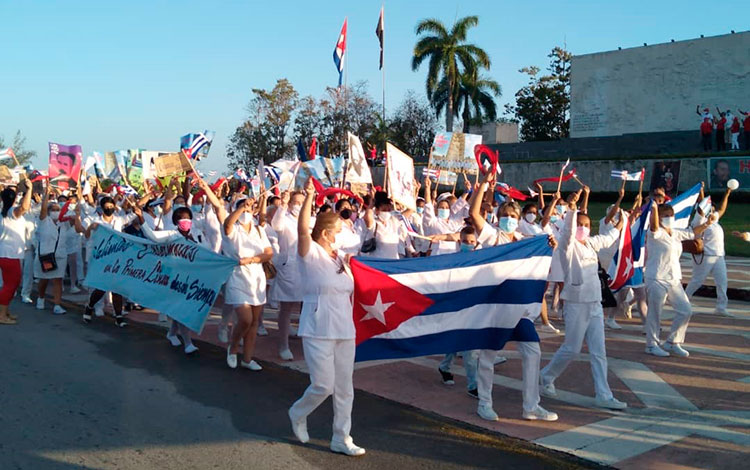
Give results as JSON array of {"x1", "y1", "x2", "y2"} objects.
[
  {"x1": 378, "y1": 211, "x2": 392, "y2": 222},
  {"x1": 49, "y1": 211, "x2": 60, "y2": 221},
  {"x1": 339, "y1": 209, "x2": 352, "y2": 220},
  {"x1": 153, "y1": 206, "x2": 163, "y2": 215},
  {"x1": 485, "y1": 213, "x2": 494, "y2": 223},
  {"x1": 289, "y1": 204, "x2": 301, "y2": 217},
  {"x1": 191, "y1": 205, "x2": 203, "y2": 214},
  {"x1": 437, "y1": 208, "x2": 450, "y2": 220},
  {"x1": 177, "y1": 219, "x2": 193, "y2": 232},
  {"x1": 556, "y1": 205, "x2": 567, "y2": 215},
  {"x1": 102, "y1": 207, "x2": 116, "y2": 216},
  {"x1": 575, "y1": 225, "x2": 590, "y2": 242},
  {"x1": 239, "y1": 213, "x2": 254, "y2": 225},
  {"x1": 524, "y1": 213, "x2": 536, "y2": 223},
  {"x1": 661, "y1": 216, "x2": 674, "y2": 229},
  {"x1": 174, "y1": 203, "x2": 186, "y2": 209},
  {"x1": 416, "y1": 207, "x2": 424, "y2": 215},
  {"x1": 549, "y1": 215, "x2": 559, "y2": 224},
  {"x1": 68, "y1": 203, "x2": 77, "y2": 211},
  {"x1": 460, "y1": 243, "x2": 475, "y2": 253},
  {"x1": 498, "y1": 216, "x2": 518, "y2": 233}
]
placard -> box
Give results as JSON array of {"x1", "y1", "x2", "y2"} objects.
[
  {"x1": 707, "y1": 156, "x2": 749, "y2": 191},
  {"x1": 429, "y1": 131, "x2": 482, "y2": 174},
  {"x1": 155, "y1": 152, "x2": 192, "y2": 178}
]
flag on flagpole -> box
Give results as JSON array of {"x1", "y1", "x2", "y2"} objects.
[
  {"x1": 375, "y1": 6, "x2": 384, "y2": 70},
  {"x1": 621, "y1": 200, "x2": 652, "y2": 289},
  {"x1": 296, "y1": 137, "x2": 308, "y2": 161},
  {"x1": 350, "y1": 236, "x2": 552, "y2": 361},
  {"x1": 697, "y1": 196, "x2": 712, "y2": 215},
  {"x1": 667, "y1": 183, "x2": 701, "y2": 229},
  {"x1": 607, "y1": 215, "x2": 634, "y2": 290},
  {"x1": 0, "y1": 148, "x2": 16, "y2": 162},
  {"x1": 610, "y1": 169, "x2": 645, "y2": 181},
  {"x1": 308, "y1": 136, "x2": 318, "y2": 160},
  {"x1": 333, "y1": 18, "x2": 348, "y2": 87},
  {"x1": 423, "y1": 168, "x2": 441, "y2": 180}
]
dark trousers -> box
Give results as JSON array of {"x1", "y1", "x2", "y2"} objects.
[
  {"x1": 702, "y1": 133, "x2": 712, "y2": 151},
  {"x1": 745, "y1": 131, "x2": 750, "y2": 151},
  {"x1": 716, "y1": 130, "x2": 726, "y2": 151}
]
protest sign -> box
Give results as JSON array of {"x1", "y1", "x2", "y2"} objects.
[
  {"x1": 345, "y1": 132, "x2": 373, "y2": 184},
  {"x1": 708, "y1": 156, "x2": 749, "y2": 191},
  {"x1": 48, "y1": 142, "x2": 82, "y2": 190},
  {"x1": 386, "y1": 142, "x2": 416, "y2": 210},
  {"x1": 85, "y1": 225, "x2": 236, "y2": 333},
  {"x1": 649, "y1": 161, "x2": 681, "y2": 197},
  {"x1": 0, "y1": 165, "x2": 12, "y2": 182},
  {"x1": 429, "y1": 131, "x2": 482, "y2": 174},
  {"x1": 154, "y1": 152, "x2": 192, "y2": 178}
]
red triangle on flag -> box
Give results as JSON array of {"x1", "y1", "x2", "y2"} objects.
[{"x1": 350, "y1": 258, "x2": 434, "y2": 345}]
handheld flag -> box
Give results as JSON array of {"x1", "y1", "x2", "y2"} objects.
[
  {"x1": 607, "y1": 214, "x2": 634, "y2": 290},
  {"x1": 610, "y1": 169, "x2": 645, "y2": 181},
  {"x1": 621, "y1": 200, "x2": 652, "y2": 289},
  {"x1": 333, "y1": 18, "x2": 347, "y2": 86},
  {"x1": 667, "y1": 183, "x2": 701, "y2": 229}
]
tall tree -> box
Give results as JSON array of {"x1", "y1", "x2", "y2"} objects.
[
  {"x1": 432, "y1": 69, "x2": 501, "y2": 133},
  {"x1": 505, "y1": 46, "x2": 571, "y2": 141},
  {"x1": 293, "y1": 96, "x2": 322, "y2": 145},
  {"x1": 412, "y1": 15, "x2": 490, "y2": 132},
  {"x1": 389, "y1": 90, "x2": 438, "y2": 162},
  {"x1": 226, "y1": 78, "x2": 298, "y2": 170},
  {"x1": 318, "y1": 81, "x2": 378, "y2": 156},
  {"x1": 0, "y1": 130, "x2": 36, "y2": 165}
]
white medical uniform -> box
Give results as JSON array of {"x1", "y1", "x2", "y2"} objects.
[
  {"x1": 270, "y1": 207, "x2": 303, "y2": 302},
  {"x1": 540, "y1": 211, "x2": 618, "y2": 401},
  {"x1": 33, "y1": 217, "x2": 68, "y2": 279},
  {"x1": 422, "y1": 203, "x2": 464, "y2": 256},
  {"x1": 221, "y1": 224, "x2": 271, "y2": 306},
  {"x1": 685, "y1": 214, "x2": 728, "y2": 313}
]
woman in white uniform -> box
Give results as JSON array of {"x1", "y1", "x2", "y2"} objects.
[
  {"x1": 362, "y1": 191, "x2": 410, "y2": 259},
  {"x1": 288, "y1": 177, "x2": 364, "y2": 457},
  {"x1": 0, "y1": 181, "x2": 33, "y2": 324},
  {"x1": 222, "y1": 198, "x2": 272, "y2": 371},
  {"x1": 34, "y1": 184, "x2": 70, "y2": 315}
]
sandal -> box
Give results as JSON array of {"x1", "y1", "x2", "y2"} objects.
[{"x1": 0, "y1": 316, "x2": 17, "y2": 325}]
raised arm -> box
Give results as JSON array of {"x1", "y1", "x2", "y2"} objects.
[
  {"x1": 297, "y1": 177, "x2": 315, "y2": 257},
  {"x1": 12, "y1": 180, "x2": 33, "y2": 218},
  {"x1": 536, "y1": 182, "x2": 545, "y2": 210},
  {"x1": 39, "y1": 182, "x2": 50, "y2": 221},
  {"x1": 580, "y1": 185, "x2": 590, "y2": 215},
  {"x1": 604, "y1": 182, "x2": 625, "y2": 225},
  {"x1": 650, "y1": 202, "x2": 660, "y2": 232},
  {"x1": 716, "y1": 186, "x2": 732, "y2": 218},
  {"x1": 469, "y1": 172, "x2": 493, "y2": 232},
  {"x1": 423, "y1": 175, "x2": 433, "y2": 206},
  {"x1": 223, "y1": 199, "x2": 250, "y2": 237}
]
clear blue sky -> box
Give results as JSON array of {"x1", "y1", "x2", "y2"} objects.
[{"x1": 2, "y1": 0, "x2": 748, "y2": 174}]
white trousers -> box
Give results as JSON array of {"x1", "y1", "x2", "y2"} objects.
[
  {"x1": 684, "y1": 255, "x2": 728, "y2": 312},
  {"x1": 541, "y1": 302, "x2": 613, "y2": 400},
  {"x1": 731, "y1": 132, "x2": 740, "y2": 150},
  {"x1": 477, "y1": 342, "x2": 540, "y2": 413},
  {"x1": 289, "y1": 337, "x2": 355, "y2": 441},
  {"x1": 646, "y1": 279, "x2": 692, "y2": 347},
  {"x1": 21, "y1": 248, "x2": 35, "y2": 298}
]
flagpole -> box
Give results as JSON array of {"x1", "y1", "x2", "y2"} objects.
[{"x1": 381, "y1": 4, "x2": 386, "y2": 127}]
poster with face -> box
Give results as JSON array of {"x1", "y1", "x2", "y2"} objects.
[
  {"x1": 649, "y1": 161, "x2": 681, "y2": 197},
  {"x1": 48, "y1": 142, "x2": 82, "y2": 190},
  {"x1": 708, "y1": 156, "x2": 749, "y2": 190}
]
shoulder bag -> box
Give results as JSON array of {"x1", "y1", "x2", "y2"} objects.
[
  {"x1": 38, "y1": 226, "x2": 61, "y2": 273},
  {"x1": 360, "y1": 222, "x2": 378, "y2": 254}
]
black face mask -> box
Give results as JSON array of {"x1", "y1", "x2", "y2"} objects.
[
  {"x1": 102, "y1": 207, "x2": 116, "y2": 216},
  {"x1": 339, "y1": 209, "x2": 352, "y2": 220}
]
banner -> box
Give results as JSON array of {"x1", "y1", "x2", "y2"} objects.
[
  {"x1": 429, "y1": 131, "x2": 482, "y2": 174},
  {"x1": 85, "y1": 225, "x2": 236, "y2": 333},
  {"x1": 708, "y1": 156, "x2": 749, "y2": 191},
  {"x1": 48, "y1": 142, "x2": 82, "y2": 190},
  {"x1": 345, "y1": 132, "x2": 373, "y2": 184},
  {"x1": 386, "y1": 142, "x2": 416, "y2": 210},
  {"x1": 649, "y1": 161, "x2": 681, "y2": 197}
]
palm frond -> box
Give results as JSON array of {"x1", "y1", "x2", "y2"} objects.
[
  {"x1": 415, "y1": 18, "x2": 448, "y2": 38},
  {"x1": 449, "y1": 15, "x2": 479, "y2": 41}
]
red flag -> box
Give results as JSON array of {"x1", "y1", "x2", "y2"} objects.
[
  {"x1": 533, "y1": 169, "x2": 577, "y2": 186},
  {"x1": 308, "y1": 136, "x2": 318, "y2": 160},
  {"x1": 608, "y1": 220, "x2": 634, "y2": 290}
]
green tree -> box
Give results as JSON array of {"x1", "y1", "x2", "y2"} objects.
[
  {"x1": 412, "y1": 15, "x2": 490, "y2": 132},
  {"x1": 293, "y1": 95, "x2": 322, "y2": 145},
  {"x1": 505, "y1": 46, "x2": 571, "y2": 141},
  {"x1": 0, "y1": 130, "x2": 36, "y2": 166},
  {"x1": 318, "y1": 81, "x2": 378, "y2": 156},
  {"x1": 389, "y1": 90, "x2": 437, "y2": 162},
  {"x1": 432, "y1": 68, "x2": 501, "y2": 133}
]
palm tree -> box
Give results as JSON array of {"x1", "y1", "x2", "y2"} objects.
[
  {"x1": 431, "y1": 69, "x2": 501, "y2": 132},
  {"x1": 412, "y1": 15, "x2": 490, "y2": 132}
]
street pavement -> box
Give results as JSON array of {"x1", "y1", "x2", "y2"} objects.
[{"x1": 0, "y1": 299, "x2": 604, "y2": 470}]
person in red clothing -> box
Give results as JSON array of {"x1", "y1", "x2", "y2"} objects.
[
  {"x1": 739, "y1": 109, "x2": 750, "y2": 151},
  {"x1": 700, "y1": 117, "x2": 713, "y2": 151},
  {"x1": 730, "y1": 116, "x2": 741, "y2": 150},
  {"x1": 713, "y1": 109, "x2": 727, "y2": 151}
]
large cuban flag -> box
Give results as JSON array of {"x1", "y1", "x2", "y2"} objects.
[
  {"x1": 350, "y1": 236, "x2": 552, "y2": 362},
  {"x1": 667, "y1": 183, "x2": 701, "y2": 229}
]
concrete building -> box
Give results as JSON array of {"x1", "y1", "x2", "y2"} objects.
[{"x1": 468, "y1": 122, "x2": 519, "y2": 144}]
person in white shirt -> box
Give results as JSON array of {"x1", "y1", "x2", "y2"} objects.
[
  {"x1": 288, "y1": 177, "x2": 365, "y2": 457},
  {"x1": 685, "y1": 186, "x2": 733, "y2": 315},
  {"x1": 0, "y1": 181, "x2": 33, "y2": 324},
  {"x1": 20, "y1": 198, "x2": 40, "y2": 304},
  {"x1": 362, "y1": 192, "x2": 411, "y2": 259},
  {"x1": 469, "y1": 174, "x2": 559, "y2": 423},
  {"x1": 34, "y1": 184, "x2": 71, "y2": 315},
  {"x1": 333, "y1": 199, "x2": 363, "y2": 256},
  {"x1": 540, "y1": 201, "x2": 628, "y2": 410},
  {"x1": 421, "y1": 177, "x2": 465, "y2": 256},
  {"x1": 644, "y1": 204, "x2": 714, "y2": 357}
]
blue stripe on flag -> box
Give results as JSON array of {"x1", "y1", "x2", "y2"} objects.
[
  {"x1": 355, "y1": 235, "x2": 552, "y2": 275},
  {"x1": 355, "y1": 319, "x2": 539, "y2": 362},
  {"x1": 422, "y1": 280, "x2": 547, "y2": 315}
]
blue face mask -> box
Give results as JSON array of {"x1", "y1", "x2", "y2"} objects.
[
  {"x1": 498, "y1": 216, "x2": 518, "y2": 233},
  {"x1": 437, "y1": 208, "x2": 450, "y2": 220},
  {"x1": 556, "y1": 205, "x2": 566, "y2": 215},
  {"x1": 460, "y1": 242, "x2": 475, "y2": 253},
  {"x1": 191, "y1": 205, "x2": 203, "y2": 214},
  {"x1": 153, "y1": 206, "x2": 163, "y2": 215},
  {"x1": 416, "y1": 207, "x2": 424, "y2": 215},
  {"x1": 485, "y1": 213, "x2": 494, "y2": 223},
  {"x1": 174, "y1": 203, "x2": 186, "y2": 210},
  {"x1": 549, "y1": 215, "x2": 559, "y2": 224}
]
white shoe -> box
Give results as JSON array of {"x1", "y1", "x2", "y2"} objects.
[
  {"x1": 184, "y1": 344, "x2": 199, "y2": 355},
  {"x1": 279, "y1": 349, "x2": 294, "y2": 361},
  {"x1": 541, "y1": 323, "x2": 561, "y2": 335},
  {"x1": 595, "y1": 396, "x2": 628, "y2": 410},
  {"x1": 94, "y1": 304, "x2": 104, "y2": 317},
  {"x1": 52, "y1": 305, "x2": 67, "y2": 315},
  {"x1": 605, "y1": 318, "x2": 622, "y2": 330},
  {"x1": 645, "y1": 345, "x2": 670, "y2": 357},
  {"x1": 257, "y1": 323, "x2": 268, "y2": 336},
  {"x1": 540, "y1": 379, "x2": 557, "y2": 398},
  {"x1": 226, "y1": 347, "x2": 237, "y2": 369},
  {"x1": 288, "y1": 409, "x2": 309, "y2": 443},
  {"x1": 477, "y1": 404, "x2": 499, "y2": 421},
  {"x1": 21, "y1": 296, "x2": 33, "y2": 304},
  {"x1": 330, "y1": 437, "x2": 365, "y2": 456},
  {"x1": 523, "y1": 405, "x2": 558, "y2": 421},
  {"x1": 166, "y1": 333, "x2": 181, "y2": 347},
  {"x1": 493, "y1": 355, "x2": 507, "y2": 365},
  {"x1": 69, "y1": 286, "x2": 81, "y2": 294},
  {"x1": 36, "y1": 298, "x2": 45, "y2": 310},
  {"x1": 217, "y1": 325, "x2": 229, "y2": 343},
  {"x1": 241, "y1": 360, "x2": 262, "y2": 371},
  {"x1": 662, "y1": 342, "x2": 689, "y2": 357}
]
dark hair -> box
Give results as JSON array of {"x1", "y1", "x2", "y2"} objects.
[
  {"x1": 361, "y1": 194, "x2": 372, "y2": 207},
  {"x1": 318, "y1": 204, "x2": 333, "y2": 214},
  {"x1": 57, "y1": 152, "x2": 75, "y2": 164},
  {"x1": 657, "y1": 204, "x2": 674, "y2": 217},
  {"x1": 374, "y1": 191, "x2": 392, "y2": 209},
  {"x1": 267, "y1": 196, "x2": 280, "y2": 206},
  {"x1": 1, "y1": 187, "x2": 16, "y2": 217},
  {"x1": 335, "y1": 198, "x2": 351, "y2": 212},
  {"x1": 99, "y1": 196, "x2": 115, "y2": 208},
  {"x1": 172, "y1": 207, "x2": 193, "y2": 225},
  {"x1": 522, "y1": 202, "x2": 538, "y2": 214},
  {"x1": 714, "y1": 159, "x2": 729, "y2": 169},
  {"x1": 460, "y1": 225, "x2": 475, "y2": 237}
]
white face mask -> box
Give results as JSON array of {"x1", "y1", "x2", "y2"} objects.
[
  {"x1": 378, "y1": 211, "x2": 392, "y2": 222},
  {"x1": 289, "y1": 204, "x2": 301, "y2": 217},
  {"x1": 49, "y1": 211, "x2": 60, "y2": 221},
  {"x1": 524, "y1": 213, "x2": 536, "y2": 223},
  {"x1": 239, "y1": 213, "x2": 254, "y2": 225},
  {"x1": 661, "y1": 216, "x2": 674, "y2": 229}
]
